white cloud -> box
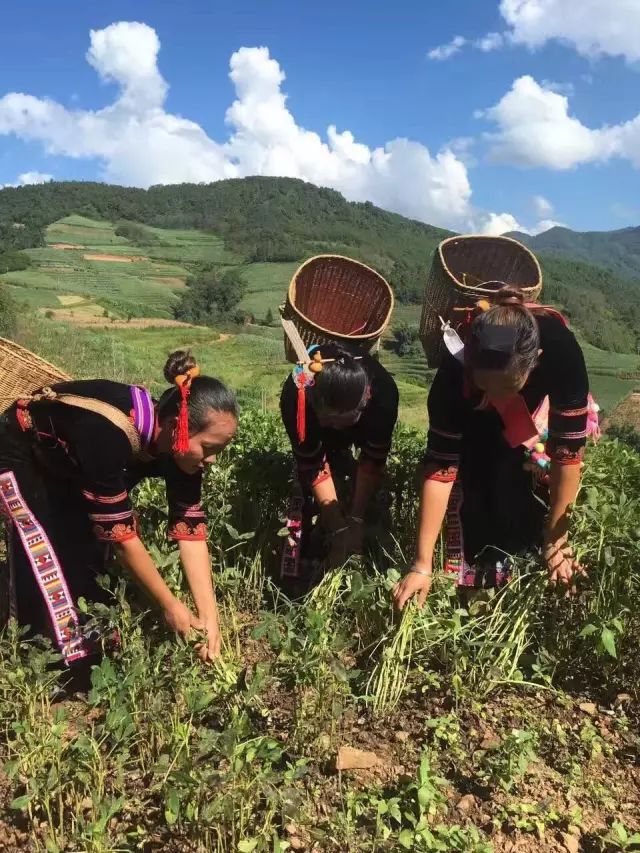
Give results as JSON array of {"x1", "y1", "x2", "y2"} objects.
[
  {"x1": 86, "y1": 21, "x2": 168, "y2": 111},
  {"x1": 427, "y1": 35, "x2": 467, "y2": 61},
  {"x1": 480, "y1": 212, "x2": 526, "y2": 235},
  {"x1": 533, "y1": 194, "x2": 553, "y2": 217},
  {"x1": 532, "y1": 218, "x2": 564, "y2": 234},
  {"x1": 478, "y1": 210, "x2": 564, "y2": 236},
  {"x1": 540, "y1": 79, "x2": 574, "y2": 96},
  {"x1": 610, "y1": 201, "x2": 640, "y2": 221},
  {"x1": 0, "y1": 22, "x2": 510, "y2": 233},
  {"x1": 481, "y1": 75, "x2": 640, "y2": 169},
  {"x1": 1, "y1": 170, "x2": 54, "y2": 188},
  {"x1": 499, "y1": 0, "x2": 640, "y2": 64},
  {"x1": 476, "y1": 32, "x2": 505, "y2": 52},
  {"x1": 427, "y1": 31, "x2": 505, "y2": 61},
  {"x1": 17, "y1": 171, "x2": 53, "y2": 185}
]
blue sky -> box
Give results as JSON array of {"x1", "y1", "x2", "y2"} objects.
[{"x1": 0, "y1": 0, "x2": 637, "y2": 234}]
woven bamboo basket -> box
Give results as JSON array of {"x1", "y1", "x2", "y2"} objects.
[
  {"x1": 419, "y1": 235, "x2": 542, "y2": 367},
  {"x1": 282, "y1": 255, "x2": 394, "y2": 363},
  {"x1": 0, "y1": 337, "x2": 71, "y2": 413}
]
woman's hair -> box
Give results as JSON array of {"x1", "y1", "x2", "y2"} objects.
[
  {"x1": 158, "y1": 350, "x2": 238, "y2": 431},
  {"x1": 310, "y1": 343, "x2": 369, "y2": 414},
  {"x1": 467, "y1": 286, "x2": 540, "y2": 376}
]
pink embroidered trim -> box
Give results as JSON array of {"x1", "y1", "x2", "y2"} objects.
[{"x1": 0, "y1": 471, "x2": 88, "y2": 663}]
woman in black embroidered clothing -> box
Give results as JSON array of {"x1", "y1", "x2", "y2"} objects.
[
  {"x1": 280, "y1": 343, "x2": 399, "y2": 577},
  {"x1": 394, "y1": 287, "x2": 597, "y2": 610},
  {"x1": 0, "y1": 350, "x2": 237, "y2": 665}
]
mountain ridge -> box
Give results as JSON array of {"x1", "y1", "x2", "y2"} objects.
[
  {"x1": 506, "y1": 224, "x2": 640, "y2": 282},
  {"x1": 0, "y1": 177, "x2": 638, "y2": 352}
]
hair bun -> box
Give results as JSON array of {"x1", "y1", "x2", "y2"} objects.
[
  {"x1": 164, "y1": 350, "x2": 197, "y2": 384},
  {"x1": 494, "y1": 285, "x2": 526, "y2": 307}
]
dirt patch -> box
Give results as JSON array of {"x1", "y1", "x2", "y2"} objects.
[
  {"x1": 53, "y1": 223, "x2": 105, "y2": 233},
  {"x1": 603, "y1": 392, "x2": 640, "y2": 432},
  {"x1": 56, "y1": 294, "x2": 85, "y2": 306},
  {"x1": 50, "y1": 243, "x2": 81, "y2": 250},
  {"x1": 215, "y1": 333, "x2": 233, "y2": 343},
  {"x1": 100, "y1": 319, "x2": 194, "y2": 329},
  {"x1": 150, "y1": 276, "x2": 187, "y2": 288},
  {"x1": 40, "y1": 310, "x2": 195, "y2": 329},
  {"x1": 83, "y1": 253, "x2": 148, "y2": 263},
  {"x1": 43, "y1": 264, "x2": 75, "y2": 272}
]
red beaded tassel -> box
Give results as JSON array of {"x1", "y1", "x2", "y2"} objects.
[
  {"x1": 296, "y1": 372, "x2": 312, "y2": 443},
  {"x1": 172, "y1": 368, "x2": 199, "y2": 454}
]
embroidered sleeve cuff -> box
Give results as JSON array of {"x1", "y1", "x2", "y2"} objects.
[
  {"x1": 92, "y1": 520, "x2": 138, "y2": 543},
  {"x1": 311, "y1": 461, "x2": 332, "y2": 487},
  {"x1": 168, "y1": 520, "x2": 208, "y2": 541},
  {"x1": 423, "y1": 458, "x2": 458, "y2": 482},
  {"x1": 548, "y1": 445, "x2": 585, "y2": 466}
]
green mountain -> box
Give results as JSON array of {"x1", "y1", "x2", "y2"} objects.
[
  {"x1": 0, "y1": 177, "x2": 638, "y2": 352},
  {"x1": 508, "y1": 225, "x2": 640, "y2": 282},
  {"x1": 0, "y1": 178, "x2": 449, "y2": 303}
]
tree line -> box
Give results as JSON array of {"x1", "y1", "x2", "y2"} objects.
[{"x1": 0, "y1": 178, "x2": 638, "y2": 352}]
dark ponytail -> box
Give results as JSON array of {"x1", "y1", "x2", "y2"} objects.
[
  {"x1": 468, "y1": 286, "x2": 540, "y2": 375},
  {"x1": 310, "y1": 343, "x2": 369, "y2": 414},
  {"x1": 158, "y1": 350, "x2": 238, "y2": 432}
]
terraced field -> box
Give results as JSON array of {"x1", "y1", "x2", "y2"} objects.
[
  {"x1": 2, "y1": 214, "x2": 636, "y2": 422},
  {"x1": 1, "y1": 215, "x2": 238, "y2": 320}
]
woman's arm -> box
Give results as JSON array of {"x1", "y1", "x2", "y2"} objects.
[
  {"x1": 544, "y1": 461, "x2": 584, "y2": 585},
  {"x1": 393, "y1": 477, "x2": 454, "y2": 609},
  {"x1": 544, "y1": 320, "x2": 590, "y2": 586},
  {"x1": 179, "y1": 539, "x2": 221, "y2": 660},
  {"x1": 394, "y1": 358, "x2": 463, "y2": 609},
  {"x1": 350, "y1": 461, "x2": 383, "y2": 520},
  {"x1": 113, "y1": 537, "x2": 201, "y2": 635},
  {"x1": 312, "y1": 474, "x2": 347, "y2": 530}
]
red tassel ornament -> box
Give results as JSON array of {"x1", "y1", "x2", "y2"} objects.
[
  {"x1": 295, "y1": 370, "x2": 313, "y2": 443},
  {"x1": 172, "y1": 366, "x2": 200, "y2": 454}
]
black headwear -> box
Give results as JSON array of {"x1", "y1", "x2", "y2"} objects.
[{"x1": 469, "y1": 324, "x2": 518, "y2": 370}]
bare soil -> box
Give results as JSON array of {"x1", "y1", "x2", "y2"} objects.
[
  {"x1": 83, "y1": 253, "x2": 148, "y2": 263},
  {"x1": 150, "y1": 276, "x2": 187, "y2": 288},
  {"x1": 603, "y1": 392, "x2": 640, "y2": 432}
]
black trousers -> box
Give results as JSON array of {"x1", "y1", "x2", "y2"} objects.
[{"x1": 0, "y1": 414, "x2": 108, "y2": 662}]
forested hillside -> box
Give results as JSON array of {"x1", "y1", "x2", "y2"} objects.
[
  {"x1": 0, "y1": 177, "x2": 638, "y2": 352},
  {"x1": 511, "y1": 224, "x2": 640, "y2": 282}
]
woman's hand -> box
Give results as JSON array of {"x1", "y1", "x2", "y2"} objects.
[
  {"x1": 393, "y1": 567, "x2": 433, "y2": 610},
  {"x1": 544, "y1": 539, "x2": 586, "y2": 588},
  {"x1": 347, "y1": 516, "x2": 365, "y2": 556},
  {"x1": 162, "y1": 597, "x2": 203, "y2": 637},
  {"x1": 325, "y1": 527, "x2": 353, "y2": 569},
  {"x1": 194, "y1": 608, "x2": 222, "y2": 663},
  {"x1": 325, "y1": 521, "x2": 364, "y2": 569}
]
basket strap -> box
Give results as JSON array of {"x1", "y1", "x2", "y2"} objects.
[
  {"x1": 279, "y1": 308, "x2": 310, "y2": 364},
  {"x1": 33, "y1": 391, "x2": 141, "y2": 454}
]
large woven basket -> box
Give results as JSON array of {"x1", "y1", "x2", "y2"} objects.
[
  {"x1": 282, "y1": 255, "x2": 394, "y2": 363},
  {"x1": 419, "y1": 235, "x2": 542, "y2": 367},
  {"x1": 0, "y1": 337, "x2": 71, "y2": 413}
]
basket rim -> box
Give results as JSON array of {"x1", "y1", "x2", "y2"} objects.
[
  {"x1": 437, "y1": 234, "x2": 542, "y2": 295},
  {"x1": 0, "y1": 336, "x2": 72, "y2": 381},
  {"x1": 287, "y1": 254, "x2": 395, "y2": 341}
]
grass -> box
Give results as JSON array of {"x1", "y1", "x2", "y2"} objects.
[
  {"x1": 238, "y1": 262, "x2": 299, "y2": 320},
  {"x1": 0, "y1": 216, "x2": 241, "y2": 319},
  {"x1": 2, "y1": 213, "x2": 637, "y2": 419},
  {"x1": 1, "y1": 412, "x2": 639, "y2": 851},
  {"x1": 15, "y1": 316, "x2": 431, "y2": 426}
]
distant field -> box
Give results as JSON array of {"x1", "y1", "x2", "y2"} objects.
[
  {"x1": 237, "y1": 262, "x2": 298, "y2": 320},
  {"x1": 4, "y1": 215, "x2": 637, "y2": 420},
  {"x1": 16, "y1": 317, "x2": 430, "y2": 427},
  {"x1": 0, "y1": 216, "x2": 243, "y2": 320}
]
